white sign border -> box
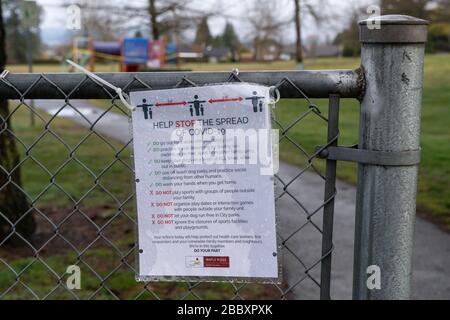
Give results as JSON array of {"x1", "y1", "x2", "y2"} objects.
[{"x1": 129, "y1": 83, "x2": 283, "y2": 284}]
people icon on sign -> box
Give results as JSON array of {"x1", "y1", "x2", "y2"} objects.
[
  {"x1": 188, "y1": 95, "x2": 206, "y2": 117},
  {"x1": 136, "y1": 98, "x2": 153, "y2": 120},
  {"x1": 245, "y1": 91, "x2": 265, "y2": 113}
]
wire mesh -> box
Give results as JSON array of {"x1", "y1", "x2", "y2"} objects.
[{"x1": 0, "y1": 71, "x2": 338, "y2": 300}]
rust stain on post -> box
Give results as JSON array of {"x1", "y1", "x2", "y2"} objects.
[{"x1": 355, "y1": 67, "x2": 366, "y2": 101}]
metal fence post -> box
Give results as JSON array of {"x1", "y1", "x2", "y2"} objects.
[{"x1": 353, "y1": 15, "x2": 428, "y2": 300}]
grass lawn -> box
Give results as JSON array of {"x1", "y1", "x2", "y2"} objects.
[
  {"x1": 0, "y1": 106, "x2": 280, "y2": 299},
  {"x1": 8, "y1": 63, "x2": 121, "y2": 73},
  {"x1": 293, "y1": 54, "x2": 450, "y2": 228}
]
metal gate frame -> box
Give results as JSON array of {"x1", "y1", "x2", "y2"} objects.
[{"x1": 0, "y1": 15, "x2": 427, "y2": 300}]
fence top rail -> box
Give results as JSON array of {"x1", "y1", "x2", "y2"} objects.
[{"x1": 0, "y1": 69, "x2": 364, "y2": 100}]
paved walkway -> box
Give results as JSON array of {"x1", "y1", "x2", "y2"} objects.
[{"x1": 32, "y1": 99, "x2": 450, "y2": 300}]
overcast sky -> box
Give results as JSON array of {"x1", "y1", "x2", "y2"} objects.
[{"x1": 35, "y1": 0, "x2": 375, "y2": 45}]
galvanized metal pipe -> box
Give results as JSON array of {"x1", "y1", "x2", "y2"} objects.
[
  {"x1": 353, "y1": 15, "x2": 428, "y2": 300},
  {"x1": 320, "y1": 94, "x2": 340, "y2": 300},
  {"x1": 0, "y1": 69, "x2": 363, "y2": 99}
]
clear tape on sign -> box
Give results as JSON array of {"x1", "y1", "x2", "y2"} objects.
[{"x1": 66, "y1": 59, "x2": 136, "y2": 111}]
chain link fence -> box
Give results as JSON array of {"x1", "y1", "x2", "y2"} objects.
[{"x1": 0, "y1": 69, "x2": 359, "y2": 300}]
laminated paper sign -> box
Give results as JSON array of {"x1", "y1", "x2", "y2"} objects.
[{"x1": 131, "y1": 84, "x2": 278, "y2": 280}]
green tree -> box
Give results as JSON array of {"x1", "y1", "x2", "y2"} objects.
[
  {"x1": 221, "y1": 22, "x2": 240, "y2": 59},
  {"x1": 380, "y1": 0, "x2": 429, "y2": 18},
  {"x1": 427, "y1": 0, "x2": 450, "y2": 52},
  {"x1": 333, "y1": 12, "x2": 361, "y2": 57},
  {"x1": 334, "y1": 0, "x2": 450, "y2": 56},
  {"x1": 212, "y1": 22, "x2": 240, "y2": 60},
  {"x1": 194, "y1": 16, "x2": 213, "y2": 50},
  {"x1": 3, "y1": 0, "x2": 42, "y2": 63},
  {"x1": 380, "y1": 0, "x2": 450, "y2": 53},
  {"x1": 0, "y1": 0, "x2": 35, "y2": 246},
  {"x1": 429, "y1": 0, "x2": 450, "y2": 22}
]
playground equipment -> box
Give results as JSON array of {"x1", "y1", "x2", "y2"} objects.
[{"x1": 71, "y1": 36, "x2": 179, "y2": 72}]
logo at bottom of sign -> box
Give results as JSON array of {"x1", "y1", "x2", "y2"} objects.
[{"x1": 185, "y1": 256, "x2": 230, "y2": 268}]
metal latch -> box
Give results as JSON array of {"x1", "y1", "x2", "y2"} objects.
[{"x1": 316, "y1": 145, "x2": 421, "y2": 166}]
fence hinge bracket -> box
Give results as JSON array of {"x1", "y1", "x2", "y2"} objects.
[{"x1": 316, "y1": 145, "x2": 421, "y2": 166}]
